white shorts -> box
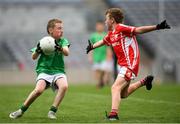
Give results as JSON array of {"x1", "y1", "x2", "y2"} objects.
[
  {"x1": 117, "y1": 66, "x2": 136, "y2": 81},
  {"x1": 93, "y1": 61, "x2": 113, "y2": 72},
  {"x1": 36, "y1": 73, "x2": 67, "y2": 91}
]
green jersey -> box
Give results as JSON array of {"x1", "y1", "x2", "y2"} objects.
[
  {"x1": 32, "y1": 38, "x2": 69, "y2": 75},
  {"x1": 90, "y1": 32, "x2": 107, "y2": 63}
]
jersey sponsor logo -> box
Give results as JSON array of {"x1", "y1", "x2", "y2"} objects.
[{"x1": 110, "y1": 34, "x2": 120, "y2": 41}]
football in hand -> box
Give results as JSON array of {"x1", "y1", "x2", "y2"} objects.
[{"x1": 39, "y1": 36, "x2": 56, "y2": 55}]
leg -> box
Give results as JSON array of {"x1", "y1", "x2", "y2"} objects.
[
  {"x1": 121, "y1": 75, "x2": 154, "y2": 98},
  {"x1": 107, "y1": 76, "x2": 129, "y2": 120},
  {"x1": 103, "y1": 71, "x2": 112, "y2": 86},
  {"x1": 48, "y1": 77, "x2": 68, "y2": 119},
  {"x1": 52, "y1": 78, "x2": 68, "y2": 107},
  {"x1": 9, "y1": 80, "x2": 46, "y2": 119},
  {"x1": 99, "y1": 70, "x2": 105, "y2": 87},
  {"x1": 111, "y1": 76, "x2": 129, "y2": 112},
  {"x1": 121, "y1": 80, "x2": 141, "y2": 98},
  {"x1": 94, "y1": 70, "x2": 104, "y2": 88},
  {"x1": 24, "y1": 80, "x2": 47, "y2": 107}
]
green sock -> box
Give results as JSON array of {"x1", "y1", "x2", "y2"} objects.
[
  {"x1": 50, "y1": 106, "x2": 57, "y2": 113},
  {"x1": 20, "y1": 105, "x2": 28, "y2": 112}
]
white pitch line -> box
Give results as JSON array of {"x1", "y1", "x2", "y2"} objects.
[
  {"x1": 128, "y1": 97, "x2": 180, "y2": 106},
  {"x1": 75, "y1": 93, "x2": 180, "y2": 106}
]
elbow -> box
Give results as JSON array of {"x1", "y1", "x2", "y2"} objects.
[
  {"x1": 64, "y1": 51, "x2": 69, "y2": 56},
  {"x1": 134, "y1": 28, "x2": 145, "y2": 34},
  {"x1": 137, "y1": 31, "x2": 144, "y2": 34},
  {"x1": 134, "y1": 30, "x2": 143, "y2": 34},
  {"x1": 63, "y1": 48, "x2": 69, "y2": 56},
  {"x1": 32, "y1": 56, "x2": 37, "y2": 60},
  {"x1": 32, "y1": 53, "x2": 38, "y2": 60}
]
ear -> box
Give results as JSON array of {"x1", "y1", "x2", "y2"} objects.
[
  {"x1": 48, "y1": 27, "x2": 53, "y2": 35},
  {"x1": 112, "y1": 18, "x2": 115, "y2": 23}
]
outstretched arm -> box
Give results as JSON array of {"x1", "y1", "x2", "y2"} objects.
[
  {"x1": 135, "y1": 25, "x2": 157, "y2": 34},
  {"x1": 135, "y1": 20, "x2": 170, "y2": 34},
  {"x1": 86, "y1": 40, "x2": 104, "y2": 54},
  {"x1": 93, "y1": 40, "x2": 104, "y2": 49}
]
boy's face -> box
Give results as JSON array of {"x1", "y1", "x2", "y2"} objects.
[
  {"x1": 105, "y1": 14, "x2": 114, "y2": 31},
  {"x1": 96, "y1": 22, "x2": 104, "y2": 32},
  {"x1": 50, "y1": 23, "x2": 63, "y2": 40}
]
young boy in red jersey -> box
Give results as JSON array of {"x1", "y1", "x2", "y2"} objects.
[{"x1": 86, "y1": 8, "x2": 170, "y2": 120}]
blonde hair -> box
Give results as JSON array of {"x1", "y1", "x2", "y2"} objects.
[
  {"x1": 47, "y1": 19, "x2": 62, "y2": 34},
  {"x1": 105, "y1": 8, "x2": 124, "y2": 23}
]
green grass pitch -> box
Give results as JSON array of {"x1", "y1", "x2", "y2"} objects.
[{"x1": 0, "y1": 83, "x2": 180, "y2": 123}]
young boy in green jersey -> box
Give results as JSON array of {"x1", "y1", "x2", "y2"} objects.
[
  {"x1": 9, "y1": 19, "x2": 70, "y2": 119},
  {"x1": 88, "y1": 20, "x2": 113, "y2": 88}
]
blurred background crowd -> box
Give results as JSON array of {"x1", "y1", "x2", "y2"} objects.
[{"x1": 0, "y1": 0, "x2": 180, "y2": 84}]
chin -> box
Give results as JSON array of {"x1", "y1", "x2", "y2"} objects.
[
  {"x1": 59, "y1": 34, "x2": 63, "y2": 38},
  {"x1": 55, "y1": 35, "x2": 62, "y2": 40},
  {"x1": 108, "y1": 27, "x2": 113, "y2": 31}
]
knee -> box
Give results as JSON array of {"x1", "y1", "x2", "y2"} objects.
[
  {"x1": 63, "y1": 85, "x2": 68, "y2": 91},
  {"x1": 60, "y1": 84, "x2": 68, "y2": 92},
  {"x1": 111, "y1": 84, "x2": 121, "y2": 92},
  {"x1": 34, "y1": 88, "x2": 44, "y2": 95},
  {"x1": 111, "y1": 85, "x2": 115, "y2": 91}
]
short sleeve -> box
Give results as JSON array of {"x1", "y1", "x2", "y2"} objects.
[
  {"x1": 30, "y1": 47, "x2": 36, "y2": 53},
  {"x1": 118, "y1": 24, "x2": 136, "y2": 36},
  {"x1": 61, "y1": 38, "x2": 70, "y2": 47}
]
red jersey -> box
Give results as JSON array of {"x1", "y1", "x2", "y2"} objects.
[{"x1": 103, "y1": 24, "x2": 140, "y2": 76}]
